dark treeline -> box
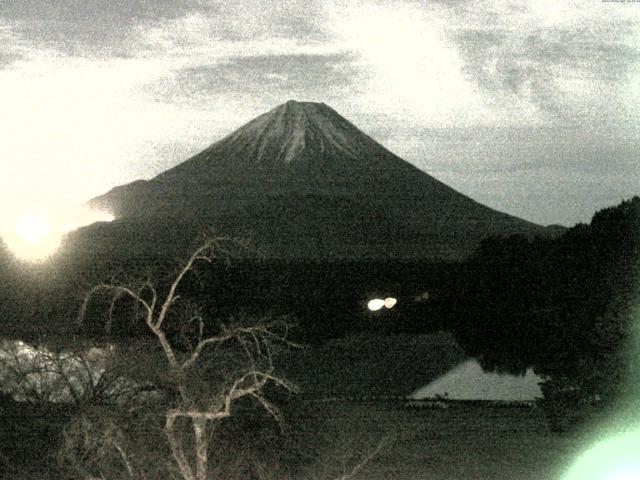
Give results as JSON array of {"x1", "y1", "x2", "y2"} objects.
[
  {"x1": 1, "y1": 236, "x2": 462, "y2": 341},
  {"x1": 67, "y1": 257, "x2": 465, "y2": 342},
  {"x1": 446, "y1": 196, "x2": 640, "y2": 428}
]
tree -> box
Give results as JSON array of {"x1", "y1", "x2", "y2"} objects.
[
  {"x1": 0, "y1": 339, "x2": 127, "y2": 405},
  {"x1": 74, "y1": 238, "x2": 298, "y2": 480},
  {"x1": 449, "y1": 197, "x2": 640, "y2": 431}
]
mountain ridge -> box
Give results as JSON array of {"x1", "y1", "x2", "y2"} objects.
[
  {"x1": 91, "y1": 100, "x2": 470, "y2": 214},
  {"x1": 84, "y1": 100, "x2": 552, "y2": 261}
]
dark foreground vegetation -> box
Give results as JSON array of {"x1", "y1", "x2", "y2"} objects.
[
  {"x1": 0, "y1": 197, "x2": 637, "y2": 478},
  {"x1": 0, "y1": 397, "x2": 584, "y2": 480}
]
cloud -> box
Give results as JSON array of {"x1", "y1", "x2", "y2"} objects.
[
  {"x1": 326, "y1": 2, "x2": 500, "y2": 128},
  {"x1": 454, "y1": 26, "x2": 639, "y2": 121},
  {"x1": 147, "y1": 53, "x2": 359, "y2": 109},
  {"x1": 3, "y1": 0, "x2": 639, "y2": 128},
  {"x1": 0, "y1": 21, "x2": 29, "y2": 68},
  {"x1": 439, "y1": 0, "x2": 640, "y2": 125},
  {"x1": 2, "y1": 5, "x2": 142, "y2": 59},
  {"x1": 2, "y1": 0, "x2": 198, "y2": 22},
  {"x1": 380, "y1": 123, "x2": 640, "y2": 225},
  {"x1": 1, "y1": 1, "x2": 332, "y2": 59},
  {"x1": 0, "y1": 46, "x2": 24, "y2": 69}
]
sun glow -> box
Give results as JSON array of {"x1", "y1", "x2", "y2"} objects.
[
  {"x1": 564, "y1": 432, "x2": 640, "y2": 480},
  {"x1": 5, "y1": 214, "x2": 60, "y2": 261},
  {"x1": 2, "y1": 207, "x2": 114, "y2": 261},
  {"x1": 16, "y1": 215, "x2": 50, "y2": 245}
]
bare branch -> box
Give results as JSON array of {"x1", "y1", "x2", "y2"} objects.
[
  {"x1": 69, "y1": 237, "x2": 298, "y2": 480},
  {"x1": 335, "y1": 439, "x2": 387, "y2": 480},
  {"x1": 251, "y1": 391, "x2": 286, "y2": 428},
  {"x1": 226, "y1": 369, "x2": 297, "y2": 408},
  {"x1": 78, "y1": 284, "x2": 153, "y2": 332},
  {"x1": 165, "y1": 414, "x2": 196, "y2": 480},
  {"x1": 155, "y1": 239, "x2": 223, "y2": 330},
  {"x1": 181, "y1": 334, "x2": 233, "y2": 371}
]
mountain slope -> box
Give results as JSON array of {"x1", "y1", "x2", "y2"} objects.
[{"x1": 84, "y1": 100, "x2": 549, "y2": 261}]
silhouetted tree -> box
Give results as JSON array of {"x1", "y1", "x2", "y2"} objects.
[
  {"x1": 450, "y1": 197, "x2": 640, "y2": 430},
  {"x1": 69, "y1": 238, "x2": 298, "y2": 480}
]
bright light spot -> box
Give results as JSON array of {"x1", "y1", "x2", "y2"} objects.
[
  {"x1": 384, "y1": 297, "x2": 397, "y2": 309},
  {"x1": 6, "y1": 214, "x2": 60, "y2": 261},
  {"x1": 368, "y1": 297, "x2": 398, "y2": 311},
  {"x1": 368, "y1": 299, "x2": 385, "y2": 311},
  {"x1": 564, "y1": 432, "x2": 640, "y2": 480},
  {"x1": 16, "y1": 215, "x2": 50, "y2": 244},
  {"x1": 2, "y1": 207, "x2": 114, "y2": 261}
]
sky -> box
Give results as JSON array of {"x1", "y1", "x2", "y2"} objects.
[{"x1": 0, "y1": 0, "x2": 639, "y2": 249}]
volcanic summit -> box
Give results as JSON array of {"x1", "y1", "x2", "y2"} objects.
[{"x1": 85, "y1": 101, "x2": 548, "y2": 260}]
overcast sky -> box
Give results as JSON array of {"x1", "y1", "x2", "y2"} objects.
[{"x1": 1, "y1": 0, "x2": 639, "y2": 228}]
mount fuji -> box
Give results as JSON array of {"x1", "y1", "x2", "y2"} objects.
[{"x1": 84, "y1": 100, "x2": 550, "y2": 261}]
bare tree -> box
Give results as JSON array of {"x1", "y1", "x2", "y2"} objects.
[{"x1": 76, "y1": 238, "x2": 298, "y2": 480}]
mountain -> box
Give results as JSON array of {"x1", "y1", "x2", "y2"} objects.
[{"x1": 83, "y1": 100, "x2": 551, "y2": 261}]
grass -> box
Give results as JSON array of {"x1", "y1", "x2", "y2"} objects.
[
  {"x1": 0, "y1": 398, "x2": 588, "y2": 480},
  {"x1": 288, "y1": 399, "x2": 584, "y2": 480}
]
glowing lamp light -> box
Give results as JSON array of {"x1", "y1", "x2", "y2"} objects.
[
  {"x1": 367, "y1": 297, "x2": 398, "y2": 311},
  {"x1": 367, "y1": 299, "x2": 385, "y2": 311},
  {"x1": 564, "y1": 432, "x2": 640, "y2": 480}
]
